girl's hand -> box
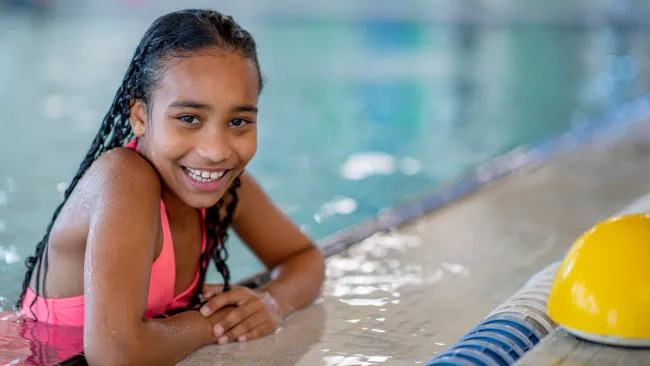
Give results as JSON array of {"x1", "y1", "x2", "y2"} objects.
[
  {"x1": 202, "y1": 283, "x2": 225, "y2": 299},
  {"x1": 199, "y1": 286, "x2": 284, "y2": 344}
]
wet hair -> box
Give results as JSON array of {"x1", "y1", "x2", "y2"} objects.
[{"x1": 17, "y1": 9, "x2": 263, "y2": 314}]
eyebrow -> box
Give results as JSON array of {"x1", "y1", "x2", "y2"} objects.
[
  {"x1": 168, "y1": 100, "x2": 212, "y2": 110},
  {"x1": 168, "y1": 100, "x2": 258, "y2": 114},
  {"x1": 232, "y1": 105, "x2": 258, "y2": 114}
]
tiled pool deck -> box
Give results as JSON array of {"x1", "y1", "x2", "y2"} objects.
[
  {"x1": 180, "y1": 118, "x2": 650, "y2": 365},
  {"x1": 518, "y1": 330, "x2": 650, "y2": 365}
]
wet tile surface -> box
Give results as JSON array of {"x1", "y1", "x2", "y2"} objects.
[
  {"x1": 517, "y1": 330, "x2": 650, "y2": 366},
  {"x1": 180, "y1": 119, "x2": 650, "y2": 365}
]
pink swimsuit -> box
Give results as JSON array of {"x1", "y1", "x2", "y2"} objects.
[{"x1": 21, "y1": 140, "x2": 206, "y2": 326}]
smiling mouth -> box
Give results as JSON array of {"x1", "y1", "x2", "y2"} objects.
[{"x1": 183, "y1": 167, "x2": 228, "y2": 183}]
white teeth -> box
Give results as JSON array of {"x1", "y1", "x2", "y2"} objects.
[{"x1": 184, "y1": 168, "x2": 226, "y2": 183}]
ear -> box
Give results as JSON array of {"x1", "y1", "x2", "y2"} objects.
[{"x1": 129, "y1": 99, "x2": 147, "y2": 137}]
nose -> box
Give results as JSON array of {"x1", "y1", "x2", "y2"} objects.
[{"x1": 195, "y1": 127, "x2": 232, "y2": 164}]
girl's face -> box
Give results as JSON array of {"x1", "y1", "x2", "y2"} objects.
[{"x1": 130, "y1": 51, "x2": 260, "y2": 208}]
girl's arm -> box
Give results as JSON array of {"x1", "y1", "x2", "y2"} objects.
[
  {"x1": 199, "y1": 171, "x2": 325, "y2": 343},
  {"x1": 82, "y1": 149, "x2": 223, "y2": 366},
  {"x1": 233, "y1": 172, "x2": 325, "y2": 317}
]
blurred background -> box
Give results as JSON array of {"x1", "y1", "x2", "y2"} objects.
[{"x1": 0, "y1": 0, "x2": 649, "y2": 308}]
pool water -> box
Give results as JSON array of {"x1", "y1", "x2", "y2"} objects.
[{"x1": 1, "y1": 3, "x2": 650, "y2": 308}]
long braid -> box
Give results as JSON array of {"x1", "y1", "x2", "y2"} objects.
[
  {"x1": 16, "y1": 44, "x2": 150, "y2": 312},
  {"x1": 190, "y1": 177, "x2": 241, "y2": 307}
]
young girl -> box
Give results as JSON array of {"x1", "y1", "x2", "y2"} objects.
[{"x1": 16, "y1": 9, "x2": 325, "y2": 365}]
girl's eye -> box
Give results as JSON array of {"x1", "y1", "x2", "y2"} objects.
[
  {"x1": 229, "y1": 118, "x2": 250, "y2": 127},
  {"x1": 180, "y1": 115, "x2": 199, "y2": 124}
]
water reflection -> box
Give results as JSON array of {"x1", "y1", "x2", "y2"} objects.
[
  {"x1": 340, "y1": 153, "x2": 398, "y2": 181},
  {"x1": 325, "y1": 232, "x2": 468, "y2": 311},
  {"x1": 335, "y1": 354, "x2": 392, "y2": 365},
  {"x1": 0, "y1": 312, "x2": 83, "y2": 366},
  {"x1": 0, "y1": 246, "x2": 20, "y2": 266},
  {"x1": 315, "y1": 197, "x2": 358, "y2": 224}
]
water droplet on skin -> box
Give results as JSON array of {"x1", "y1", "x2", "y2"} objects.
[
  {"x1": 370, "y1": 329, "x2": 386, "y2": 333},
  {"x1": 376, "y1": 317, "x2": 385, "y2": 321},
  {"x1": 344, "y1": 319, "x2": 360, "y2": 323}
]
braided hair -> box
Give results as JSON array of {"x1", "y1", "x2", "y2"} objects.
[{"x1": 17, "y1": 9, "x2": 263, "y2": 314}]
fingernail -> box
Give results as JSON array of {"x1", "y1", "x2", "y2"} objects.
[
  {"x1": 238, "y1": 335, "x2": 247, "y2": 342},
  {"x1": 200, "y1": 306, "x2": 211, "y2": 316},
  {"x1": 213, "y1": 325, "x2": 224, "y2": 337},
  {"x1": 218, "y1": 336, "x2": 228, "y2": 344}
]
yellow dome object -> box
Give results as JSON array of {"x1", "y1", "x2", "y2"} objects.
[{"x1": 548, "y1": 213, "x2": 650, "y2": 347}]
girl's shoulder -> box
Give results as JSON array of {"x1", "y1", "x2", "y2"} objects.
[{"x1": 84, "y1": 147, "x2": 162, "y2": 202}]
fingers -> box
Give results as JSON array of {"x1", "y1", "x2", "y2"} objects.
[
  {"x1": 212, "y1": 299, "x2": 263, "y2": 339},
  {"x1": 237, "y1": 323, "x2": 276, "y2": 343},
  {"x1": 202, "y1": 284, "x2": 225, "y2": 298},
  {"x1": 215, "y1": 312, "x2": 266, "y2": 344},
  {"x1": 200, "y1": 287, "x2": 252, "y2": 316}
]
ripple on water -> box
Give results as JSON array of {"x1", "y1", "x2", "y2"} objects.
[
  {"x1": 324, "y1": 231, "x2": 472, "y2": 339},
  {"x1": 332, "y1": 355, "x2": 393, "y2": 365},
  {"x1": 339, "y1": 152, "x2": 422, "y2": 181},
  {"x1": 325, "y1": 232, "x2": 430, "y2": 305},
  {"x1": 0, "y1": 246, "x2": 19, "y2": 265},
  {"x1": 340, "y1": 152, "x2": 397, "y2": 181},
  {"x1": 314, "y1": 197, "x2": 358, "y2": 223},
  {"x1": 0, "y1": 312, "x2": 84, "y2": 365}
]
